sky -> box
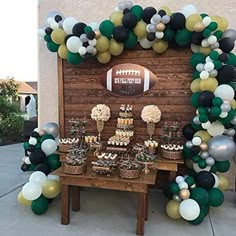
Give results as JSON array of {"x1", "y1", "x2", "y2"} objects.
[{"x1": 0, "y1": 0, "x2": 38, "y2": 82}]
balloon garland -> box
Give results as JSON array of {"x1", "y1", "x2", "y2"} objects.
[
  {"x1": 39, "y1": 2, "x2": 236, "y2": 223},
  {"x1": 18, "y1": 122, "x2": 61, "y2": 215}
]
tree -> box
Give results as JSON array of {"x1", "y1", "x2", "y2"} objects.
[{"x1": 0, "y1": 77, "x2": 19, "y2": 100}]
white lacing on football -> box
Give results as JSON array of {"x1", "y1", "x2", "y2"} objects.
[{"x1": 115, "y1": 69, "x2": 141, "y2": 76}]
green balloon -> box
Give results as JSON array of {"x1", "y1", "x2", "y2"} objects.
[
  {"x1": 212, "y1": 97, "x2": 223, "y2": 106},
  {"x1": 209, "y1": 51, "x2": 219, "y2": 60},
  {"x1": 198, "y1": 159, "x2": 207, "y2": 168},
  {"x1": 84, "y1": 26, "x2": 92, "y2": 33},
  {"x1": 163, "y1": 26, "x2": 175, "y2": 42},
  {"x1": 44, "y1": 34, "x2": 51, "y2": 42},
  {"x1": 124, "y1": 31, "x2": 138, "y2": 49},
  {"x1": 192, "y1": 71, "x2": 200, "y2": 79},
  {"x1": 99, "y1": 20, "x2": 115, "y2": 38},
  {"x1": 200, "y1": 204, "x2": 209, "y2": 216},
  {"x1": 213, "y1": 60, "x2": 222, "y2": 70},
  {"x1": 169, "y1": 183, "x2": 180, "y2": 194},
  {"x1": 192, "y1": 155, "x2": 201, "y2": 163},
  {"x1": 183, "y1": 146, "x2": 192, "y2": 158},
  {"x1": 40, "y1": 134, "x2": 55, "y2": 143},
  {"x1": 189, "y1": 210, "x2": 205, "y2": 225},
  {"x1": 200, "y1": 13, "x2": 208, "y2": 18},
  {"x1": 35, "y1": 142, "x2": 41, "y2": 150},
  {"x1": 226, "y1": 52, "x2": 236, "y2": 66},
  {"x1": 191, "y1": 187, "x2": 209, "y2": 205},
  {"x1": 23, "y1": 142, "x2": 29, "y2": 150},
  {"x1": 67, "y1": 52, "x2": 83, "y2": 65},
  {"x1": 190, "y1": 92, "x2": 200, "y2": 108},
  {"x1": 203, "y1": 28, "x2": 211, "y2": 38},
  {"x1": 185, "y1": 176, "x2": 195, "y2": 186},
  {"x1": 219, "y1": 109, "x2": 234, "y2": 125},
  {"x1": 215, "y1": 160, "x2": 230, "y2": 173},
  {"x1": 207, "y1": 22, "x2": 218, "y2": 31},
  {"x1": 208, "y1": 188, "x2": 224, "y2": 207},
  {"x1": 210, "y1": 106, "x2": 221, "y2": 117},
  {"x1": 199, "y1": 114, "x2": 208, "y2": 123},
  {"x1": 28, "y1": 164, "x2": 36, "y2": 171},
  {"x1": 214, "y1": 30, "x2": 223, "y2": 40},
  {"x1": 228, "y1": 82, "x2": 236, "y2": 90},
  {"x1": 191, "y1": 122, "x2": 202, "y2": 131},
  {"x1": 190, "y1": 53, "x2": 206, "y2": 68},
  {"x1": 198, "y1": 107, "x2": 208, "y2": 114},
  {"x1": 47, "y1": 41, "x2": 59, "y2": 52},
  {"x1": 175, "y1": 29, "x2": 192, "y2": 47},
  {"x1": 31, "y1": 195, "x2": 49, "y2": 215},
  {"x1": 210, "y1": 164, "x2": 217, "y2": 173},
  {"x1": 46, "y1": 154, "x2": 61, "y2": 170},
  {"x1": 130, "y1": 5, "x2": 143, "y2": 21}
]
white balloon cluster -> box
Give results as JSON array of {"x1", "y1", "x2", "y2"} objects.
[{"x1": 116, "y1": 1, "x2": 133, "y2": 12}]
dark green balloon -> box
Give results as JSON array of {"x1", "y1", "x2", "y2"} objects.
[
  {"x1": 35, "y1": 142, "x2": 41, "y2": 150},
  {"x1": 124, "y1": 31, "x2": 138, "y2": 49},
  {"x1": 192, "y1": 155, "x2": 201, "y2": 163},
  {"x1": 169, "y1": 183, "x2": 180, "y2": 194},
  {"x1": 189, "y1": 210, "x2": 205, "y2": 225},
  {"x1": 163, "y1": 27, "x2": 175, "y2": 42},
  {"x1": 28, "y1": 164, "x2": 36, "y2": 171},
  {"x1": 44, "y1": 34, "x2": 51, "y2": 42},
  {"x1": 183, "y1": 146, "x2": 192, "y2": 158},
  {"x1": 215, "y1": 160, "x2": 230, "y2": 173},
  {"x1": 192, "y1": 71, "x2": 200, "y2": 79},
  {"x1": 191, "y1": 122, "x2": 202, "y2": 131},
  {"x1": 213, "y1": 60, "x2": 222, "y2": 70},
  {"x1": 191, "y1": 187, "x2": 209, "y2": 205},
  {"x1": 99, "y1": 20, "x2": 115, "y2": 38},
  {"x1": 203, "y1": 28, "x2": 211, "y2": 37},
  {"x1": 200, "y1": 13, "x2": 208, "y2": 18},
  {"x1": 130, "y1": 5, "x2": 143, "y2": 21},
  {"x1": 23, "y1": 142, "x2": 29, "y2": 150},
  {"x1": 40, "y1": 134, "x2": 55, "y2": 143},
  {"x1": 214, "y1": 30, "x2": 223, "y2": 40},
  {"x1": 208, "y1": 188, "x2": 224, "y2": 207},
  {"x1": 67, "y1": 52, "x2": 83, "y2": 65},
  {"x1": 226, "y1": 52, "x2": 236, "y2": 66},
  {"x1": 209, "y1": 51, "x2": 219, "y2": 60},
  {"x1": 199, "y1": 114, "x2": 208, "y2": 123},
  {"x1": 84, "y1": 26, "x2": 92, "y2": 33},
  {"x1": 47, "y1": 41, "x2": 59, "y2": 52},
  {"x1": 185, "y1": 176, "x2": 195, "y2": 186},
  {"x1": 198, "y1": 159, "x2": 207, "y2": 169},
  {"x1": 219, "y1": 109, "x2": 234, "y2": 125},
  {"x1": 198, "y1": 107, "x2": 208, "y2": 114},
  {"x1": 175, "y1": 29, "x2": 192, "y2": 47},
  {"x1": 190, "y1": 53, "x2": 206, "y2": 67},
  {"x1": 212, "y1": 97, "x2": 223, "y2": 106},
  {"x1": 200, "y1": 204, "x2": 209, "y2": 216},
  {"x1": 31, "y1": 195, "x2": 49, "y2": 215},
  {"x1": 190, "y1": 92, "x2": 200, "y2": 108},
  {"x1": 210, "y1": 106, "x2": 221, "y2": 117},
  {"x1": 207, "y1": 22, "x2": 218, "y2": 31},
  {"x1": 46, "y1": 154, "x2": 61, "y2": 170}
]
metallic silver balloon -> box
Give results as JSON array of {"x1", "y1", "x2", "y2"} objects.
[
  {"x1": 193, "y1": 116, "x2": 201, "y2": 125},
  {"x1": 200, "y1": 151, "x2": 209, "y2": 159},
  {"x1": 222, "y1": 29, "x2": 236, "y2": 41},
  {"x1": 220, "y1": 103, "x2": 231, "y2": 112},
  {"x1": 226, "y1": 128, "x2": 236, "y2": 137},
  {"x1": 205, "y1": 157, "x2": 215, "y2": 166},
  {"x1": 42, "y1": 122, "x2": 59, "y2": 138},
  {"x1": 230, "y1": 116, "x2": 236, "y2": 125},
  {"x1": 186, "y1": 141, "x2": 194, "y2": 149},
  {"x1": 208, "y1": 135, "x2": 236, "y2": 161}
]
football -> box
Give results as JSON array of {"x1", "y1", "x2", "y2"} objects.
[{"x1": 100, "y1": 63, "x2": 157, "y2": 97}]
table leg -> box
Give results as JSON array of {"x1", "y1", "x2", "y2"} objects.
[
  {"x1": 61, "y1": 184, "x2": 70, "y2": 225},
  {"x1": 169, "y1": 171, "x2": 177, "y2": 181},
  {"x1": 72, "y1": 186, "x2": 80, "y2": 212},
  {"x1": 145, "y1": 191, "x2": 148, "y2": 221},
  {"x1": 136, "y1": 192, "x2": 146, "y2": 236}
]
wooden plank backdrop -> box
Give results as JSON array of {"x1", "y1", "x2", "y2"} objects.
[{"x1": 58, "y1": 47, "x2": 195, "y2": 142}]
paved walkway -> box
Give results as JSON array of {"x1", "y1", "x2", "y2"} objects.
[{"x1": 0, "y1": 144, "x2": 235, "y2": 236}]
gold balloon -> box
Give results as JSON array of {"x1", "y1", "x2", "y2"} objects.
[
  {"x1": 185, "y1": 159, "x2": 193, "y2": 169},
  {"x1": 159, "y1": 6, "x2": 171, "y2": 16},
  {"x1": 17, "y1": 191, "x2": 32, "y2": 206},
  {"x1": 58, "y1": 44, "x2": 69, "y2": 59},
  {"x1": 200, "y1": 142, "x2": 208, "y2": 151},
  {"x1": 218, "y1": 174, "x2": 229, "y2": 191},
  {"x1": 230, "y1": 99, "x2": 236, "y2": 109},
  {"x1": 133, "y1": 20, "x2": 147, "y2": 38},
  {"x1": 199, "y1": 46, "x2": 212, "y2": 56},
  {"x1": 179, "y1": 189, "x2": 190, "y2": 200},
  {"x1": 110, "y1": 11, "x2": 124, "y2": 27},
  {"x1": 221, "y1": 17, "x2": 229, "y2": 31},
  {"x1": 199, "y1": 77, "x2": 218, "y2": 92},
  {"x1": 156, "y1": 22, "x2": 165, "y2": 31},
  {"x1": 191, "y1": 43, "x2": 200, "y2": 53},
  {"x1": 109, "y1": 38, "x2": 124, "y2": 56},
  {"x1": 95, "y1": 31, "x2": 101, "y2": 39},
  {"x1": 194, "y1": 22, "x2": 205, "y2": 32},
  {"x1": 42, "y1": 180, "x2": 61, "y2": 199},
  {"x1": 186, "y1": 14, "x2": 202, "y2": 31},
  {"x1": 194, "y1": 130, "x2": 211, "y2": 143},
  {"x1": 190, "y1": 79, "x2": 201, "y2": 93},
  {"x1": 165, "y1": 200, "x2": 181, "y2": 220},
  {"x1": 51, "y1": 28, "x2": 66, "y2": 45},
  {"x1": 211, "y1": 15, "x2": 228, "y2": 32},
  {"x1": 95, "y1": 36, "x2": 110, "y2": 53},
  {"x1": 152, "y1": 40, "x2": 168, "y2": 54},
  {"x1": 97, "y1": 51, "x2": 111, "y2": 64}
]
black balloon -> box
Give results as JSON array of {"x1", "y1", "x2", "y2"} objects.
[
  {"x1": 195, "y1": 171, "x2": 215, "y2": 190},
  {"x1": 113, "y1": 26, "x2": 129, "y2": 42},
  {"x1": 219, "y1": 37, "x2": 235, "y2": 53},
  {"x1": 72, "y1": 22, "x2": 87, "y2": 37},
  {"x1": 191, "y1": 32, "x2": 204, "y2": 45},
  {"x1": 123, "y1": 8, "x2": 130, "y2": 14},
  {"x1": 86, "y1": 31, "x2": 96, "y2": 40},
  {"x1": 142, "y1": 7, "x2": 157, "y2": 23},
  {"x1": 182, "y1": 124, "x2": 196, "y2": 140},
  {"x1": 217, "y1": 65, "x2": 236, "y2": 84},
  {"x1": 27, "y1": 145, "x2": 36, "y2": 152},
  {"x1": 29, "y1": 150, "x2": 46, "y2": 165},
  {"x1": 45, "y1": 27, "x2": 53, "y2": 35},
  {"x1": 191, "y1": 146, "x2": 201, "y2": 155},
  {"x1": 83, "y1": 41, "x2": 89, "y2": 47},
  {"x1": 198, "y1": 91, "x2": 214, "y2": 107},
  {"x1": 219, "y1": 53, "x2": 229, "y2": 62},
  {"x1": 64, "y1": 34, "x2": 73, "y2": 44},
  {"x1": 158, "y1": 10, "x2": 166, "y2": 17},
  {"x1": 21, "y1": 163, "x2": 30, "y2": 172},
  {"x1": 147, "y1": 32, "x2": 156, "y2": 41},
  {"x1": 54, "y1": 15, "x2": 62, "y2": 22},
  {"x1": 35, "y1": 163, "x2": 51, "y2": 175},
  {"x1": 170, "y1": 13, "x2": 186, "y2": 30},
  {"x1": 122, "y1": 12, "x2": 138, "y2": 29},
  {"x1": 31, "y1": 131, "x2": 39, "y2": 138}
]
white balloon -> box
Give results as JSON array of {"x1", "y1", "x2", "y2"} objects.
[
  {"x1": 139, "y1": 38, "x2": 154, "y2": 49},
  {"x1": 200, "y1": 71, "x2": 209, "y2": 80},
  {"x1": 22, "y1": 182, "x2": 42, "y2": 201},
  {"x1": 34, "y1": 128, "x2": 39, "y2": 132},
  {"x1": 193, "y1": 163, "x2": 211, "y2": 173},
  {"x1": 89, "y1": 39, "x2": 97, "y2": 46},
  {"x1": 204, "y1": 62, "x2": 214, "y2": 72},
  {"x1": 201, "y1": 39, "x2": 209, "y2": 48},
  {"x1": 88, "y1": 21, "x2": 100, "y2": 31},
  {"x1": 196, "y1": 63, "x2": 204, "y2": 72},
  {"x1": 66, "y1": 36, "x2": 82, "y2": 53},
  {"x1": 205, "y1": 56, "x2": 213, "y2": 62},
  {"x1": 175, "y1": 176, "x2": 185, "y2": 184},
  {"x1": 47, "y1": 174, "x2": 59, "y2": 181},
  {"x1": 38, "y1": 29, "x2": 46, "y2": 38},
  {"x1": 41, "y1": 139, "x2": 57, "y2": 156},
  {"x1": 24, "y1": 156, "x2": 31, "y2": 165},
  {"x1": 207, "y1": 35, "x2": 217, "y2": 45},
  {"x1": 63, "y1": 17, "x2": 78, "y2": 35},
  {"x1": 181, "y1": 4, "x2": 198, "y2": 18},
  {"x1": 179, "y1": 199, "x2": 200, "y2": 220},
  {"x1": 219, "y1": 112, "x2": 228, "y2": 118},
  {"x1": 202, "y1": 17, "x2": 211, "y2": 27},
  {"x1": 202, "y1": 121, "x2": 211, "y2": 129},
  {"x1": 29, "y1": 171, "x2": 47, "y2": 185},
  {"x1": 214, "y1": 84, "x2": 235, "y2": 101},
  {"x1": 51, "y1": 21, "x2": 59, "y2": 30},
  {"x1": 78, "y1": 46, "x2": 87, "y2": 55},
  {"x1": 212, "y1": 173, "x2": 219, "y2": 188},
  {"x1": 178, "y1": 181, "x2": 188, "y2": 189},
  {"x1": 192, "y1": 136, "x2": 202, "y2": 146},
  {"x1": 29, "y1": 137, "x2": 37, "y2": 145},
  {"x1": 47, "y1": 17, "x2": 54, "y2": 25},
  {"x1": 209, "y1": 69, "x2": 218, "y2": 77},
  {"x1": 207, "y1": 121, "x2": 225, "y2": 136},
  {"x1": 155, "y1": 31, "x2": 164, "y2": 39}
]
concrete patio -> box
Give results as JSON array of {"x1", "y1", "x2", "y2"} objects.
[{"x1": 0, "y1": 143, "x2": 235, "y2": 236}]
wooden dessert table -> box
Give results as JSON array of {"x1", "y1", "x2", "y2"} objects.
[{"x1": 51, "y1": 164, "x2": 157, "y2": 236}]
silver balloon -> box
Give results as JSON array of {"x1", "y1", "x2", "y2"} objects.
[
  {"x1": 220, "y1": 103, "x2": 231, "y2": 112},
  {"x1": 186, "y1": 141, "x2": 194, "y2": 149},
  {"x1": 172, "y1": 194, "x2": 181, "y2": 202},
  {"x1": 226, "y1": 128, "x2": 236, "y2": 137},
  {"x1": 193, "y1": 116, "x2": 201, "y2": 125},
  {"x1": 208, "y1": 135, "x2": 236, "y2": 161},
  {"x1": 230, "y1": 116, "x2": 236, "y2": 125},
  {"x1": 205, "y1": 157, "x2": 215, "y2": 166},
  {"x1": 200, "y1": 151, "x2": 209, "y2": 159},
  {"x1": 222, "y1": 29, "x2": 236, "y2": 41},
  {"x1": 42, "y1": 122, "x2": 59, "y2": 138}
]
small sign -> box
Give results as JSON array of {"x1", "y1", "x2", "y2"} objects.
[{"x1": 100, "y1": 63, "x2": 157, "y2": 97}]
